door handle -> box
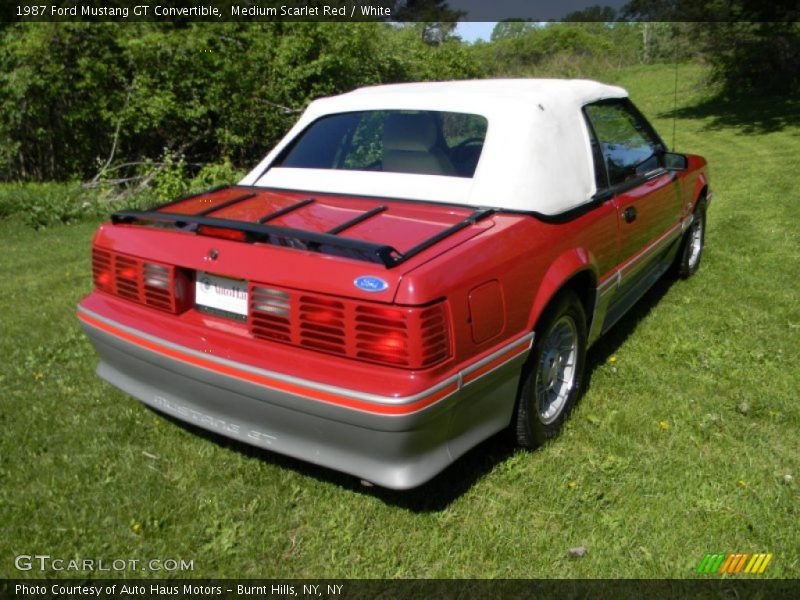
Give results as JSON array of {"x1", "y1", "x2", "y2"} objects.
[{"x1": 623, "y1": 206, "x2": 637, "y2": 223}]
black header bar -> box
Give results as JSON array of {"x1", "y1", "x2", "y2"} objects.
[
  {"x1": 3, "y1": 579, "x2": 800, "y2": 600},
  {"x1": 4, "y1": 0, "x2": 799, "y2": 23}
]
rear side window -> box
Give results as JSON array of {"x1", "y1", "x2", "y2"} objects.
[
  {"x1": 583, "y1": 112, "x2": 609, "y2": 191},
  {"x1": 276, "y1": 110, "x2": 488, "y2": 178},
  {"x1": 584, "y1": 101, "x2": 661, "y2": 186}
]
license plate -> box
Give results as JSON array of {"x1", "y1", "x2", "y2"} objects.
[{"x1": 195, "y1": 272, "x2": 248, "y2": 320}]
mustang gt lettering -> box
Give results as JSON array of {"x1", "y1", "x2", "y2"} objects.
[{"x1": 78, "y1": 79, "x2": 710, "y2": 489}]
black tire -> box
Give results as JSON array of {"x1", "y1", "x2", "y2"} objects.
[
  {"x1": 673, "y1": 200, "x2": 707, "y2": 279},
  {"x1": 514, "y1": 290, "x2": 587, "y2": 449}
]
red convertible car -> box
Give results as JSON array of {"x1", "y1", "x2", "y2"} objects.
[{"x1": 78, "y1": 80, "x2": 710, "y2": 489}]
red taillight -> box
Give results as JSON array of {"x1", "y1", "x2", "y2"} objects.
[
  {"x1": 358, "y1": 331, "x2": 408, "y2": 366},
  {"x1": 354, "y1": 304, "x2": 410, "y2": 366},
  {"x1": 298, "y1": 296, "x2": 346, "y2": 354},
  {"x1": 92, "y1": 248, "x2": 113, "y2": 292},
  {"x1": 304, "y1": 309, "x2": 340, "y2": 325},
  {"x1": 91, "y1": 247, "x2": 191, "y2": 314},
  {"x1": 418, "y1": 304, "x2": 450, "y2": 366},
  {"x1": 302, "y1": 297, "x2": 343, "y2": 326},
  {"x1": 365, "y1": 307, "x2": 405, "y2": 320},
  {"x1": 381, "y1": 332, "x2": 406, "y2": 349},
  {"x1": 248, "y1": 282, "x2": 451, "y2": 369}
]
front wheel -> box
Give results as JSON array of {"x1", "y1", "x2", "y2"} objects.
[
  {"x1": 674, "y1": 201, "x2": 706, "y2": 279},
  {"x1": 514, "y1": 290, "x2": 587, "y2": 449}
]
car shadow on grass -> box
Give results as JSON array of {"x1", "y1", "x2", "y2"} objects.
[
  {"x1": 582, "y1": 273, "x2": 676, "y2": 384},
  {"x1": 659, "y1": 93, "x2": 800, "y2": 135},
  {"x1": 152, "y1": 274, "x2": 679, "y2": 512}
]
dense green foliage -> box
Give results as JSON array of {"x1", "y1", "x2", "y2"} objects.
[
  {"x1": 0, "y1": 22, "x2": 479, "y2": 182},
  {"x1": 476, "y1": 22, "x2": 645, "y2": 77},
  {"x1": 1, "y1": 20, "x2": 796, "y2": 187},
  {"x1": 0, "y1": 21, "x2": 679, "y2": 185}
]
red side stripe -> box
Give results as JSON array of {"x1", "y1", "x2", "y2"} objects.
[{"x1": 78, "y1": 312, "x2": 457, "y2": 415}]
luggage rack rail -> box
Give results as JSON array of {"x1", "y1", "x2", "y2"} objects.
[{"x1": 111, "y1": 187, "x2": 494, "y2": 268}]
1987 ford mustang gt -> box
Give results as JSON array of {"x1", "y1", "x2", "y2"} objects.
[{"x1": 78, "y1": 79, "x2": 710, "y2": 489}]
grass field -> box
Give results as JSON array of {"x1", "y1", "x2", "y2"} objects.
[{"x1": 1, "y1": 62, "x2": 798, "y2": 579}]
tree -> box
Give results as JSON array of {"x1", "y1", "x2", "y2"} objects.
[
  {"x1": 491, "y1": 21, "x2": 538, "y2": 42},
  {"x1": 623, "y1": 0, "x2": 800, "y2": 93},
  {"x1": 0, "y1": 21, "x2": 483, "y2": 182},
  {"x1": 391, "y1": 0, "x2": 464, "y2": 45},
  {"x1": 563, "y1": 5, "x2": 618, "y2": 22}
]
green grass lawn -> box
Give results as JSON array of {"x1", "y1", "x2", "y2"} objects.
[{"x1": 1, "y1": 63, "x2": 798, "y2": 579}]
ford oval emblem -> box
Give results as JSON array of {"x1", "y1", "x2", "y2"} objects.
[{"x1": 354, "y1": 276, "x2": 388, "y2": 293}]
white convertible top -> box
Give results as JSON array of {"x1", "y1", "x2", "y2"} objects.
[{"x1": 240, "y1": 79, "x2": 628, "y2": 215}]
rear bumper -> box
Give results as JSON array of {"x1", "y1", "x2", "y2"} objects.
[{"x1": 78, "y1": 305, "x2": 532, "y2": 489}]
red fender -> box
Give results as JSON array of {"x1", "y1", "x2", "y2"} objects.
[
  {"x1": 685, "y1": 154, "x2": 709, "y2": 213},
  {"x1": 525, "y1": 247, "x2": 598, "y2": 331}
]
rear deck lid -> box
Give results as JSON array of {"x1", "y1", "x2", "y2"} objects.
[{"x1": 104, "y1": 185, "x2": 495, "y2": 302}]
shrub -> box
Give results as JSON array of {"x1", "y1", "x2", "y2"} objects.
[
  {"x1": 149, "y1": 152, "x2": 189, "y2": 203},
  {"x1": 0, "y1": 22, "x2": 485, "y2": 184},
  {"x1": 189, "y1": 159, "x2": 246, "y2": 192},
  {"x1": 0, "y1": 183, "x2": 104, "y2": 229}
]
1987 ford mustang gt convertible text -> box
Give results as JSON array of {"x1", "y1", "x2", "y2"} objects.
[{"x1": 78, "y1": 79, "x2": 710, "y2": 489}]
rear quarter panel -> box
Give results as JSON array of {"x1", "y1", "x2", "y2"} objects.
[{"x1": 396, "y1": 201, "x2": 619, "y2": 367}]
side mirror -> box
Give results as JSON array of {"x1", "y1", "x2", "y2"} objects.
[{"x1": 663, "y1": 151, "x2": 688, "y2": 171}]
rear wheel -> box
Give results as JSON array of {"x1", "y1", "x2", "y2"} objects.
[{"x1": 514, "y1": 291, "x2": 587, "y2": 448}]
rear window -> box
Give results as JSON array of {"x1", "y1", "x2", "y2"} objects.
[{"x1": 275, "y1": 110, "x2": 488, "y2": 178}]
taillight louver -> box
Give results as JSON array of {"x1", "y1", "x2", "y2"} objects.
[
  {"x1": 247, "y1": 282, "x2": 451, "y2": 369},
  {"x1": 115, "y1": 256, "x2": 140, "y2": 301},
  {"x1": 355, "y1": 305, "x2": 410, "y2": 367},
  {"x1": 419, "y1": 305, "x2": 450, "y2": 366},
  {"x1": 91, "y1": 248, "x2": 113, "y2": 291},
  {"x1": 143, "y1": 263, "x2": 173, "y2": 310},
  {"x1": 250, "y1": 286, "x2": 292, "y2": 342},
  {"x1": 299, "y1": 296, "x2": 346, "y2": 354},
  {"x1": 91, "y1": 247, "x2": 186, "y2": 314}
]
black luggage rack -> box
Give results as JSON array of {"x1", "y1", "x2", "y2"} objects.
[{"x1": 111, "y1": 186, "x2": 494, "y2": 268}]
